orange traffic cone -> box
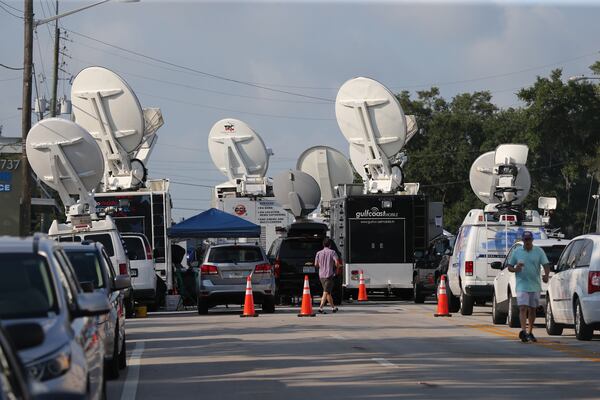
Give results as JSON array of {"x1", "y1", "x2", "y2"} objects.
[
  {"x1": 240, "y1": 275, "x2": 258, "y2": 318},
  {"x1": 434, "y1": 275, "x2": 452, "y2": 317},
  {"x1": 298, "y1": 275, "x2": 316, "y2": 317},
  {"x1": 357, "y1": 270, "x2": 368, "y2": 302}
]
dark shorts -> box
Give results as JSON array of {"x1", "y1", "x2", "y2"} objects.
[{"x1": 320, "y1": 277, "x2": 334, "y2": 293}]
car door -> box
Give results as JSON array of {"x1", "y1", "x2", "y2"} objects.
[
  {"x1": 552, "y1": 241, "x2": 581, "y2": 322},
  {"x1": 496, "y1": 243, "x2": 521, "y2": 305},
  {"x1": 102, "y1": 249, "x2": 124, "y2": 338},
  {"x1": 565, "y1": 239, "x2": 593, "y2": 323}
]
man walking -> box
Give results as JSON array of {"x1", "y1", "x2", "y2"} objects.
[
  {"x1": 314, "y1": 238, "x2": 340, "y2": 314},
  {"x1": 506, "y1": 231, "x2": 551, "y2": 342}
]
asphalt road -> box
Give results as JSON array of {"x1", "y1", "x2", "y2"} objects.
[{"x1": 107, "y1": 299, "x2": 600, "y2": 400}]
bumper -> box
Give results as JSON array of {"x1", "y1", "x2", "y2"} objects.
[
  {"x1": 199, "y1": 282, "x2": 275, "y2": 305},
  {"x1": 581, "y1": 293, "x2": 600, "y2": 325},
  {"x1": 464, "y1": 284, "x2": 494, "y2": 299}
]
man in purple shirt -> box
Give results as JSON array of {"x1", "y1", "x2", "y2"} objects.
[{"x1": 315, "y1": 238, "x2": 340, "y2": 314}]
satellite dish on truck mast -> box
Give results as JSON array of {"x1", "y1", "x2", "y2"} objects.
[
  {"x1": 26, "y1": 118, "x2": 104, "y2": 220},
  {"x1": 335, "y1": 77, "x2": 418, "y2": 194},
  {"x1": 296, "y1": 146, "x2": 353, "y2": 208},
  {"x1": 273, "y1": 170, "x2": 321, "y2": 219}
]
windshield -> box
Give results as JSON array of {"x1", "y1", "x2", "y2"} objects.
[
  {"x1": 208, "y1": 247, "x2": 263, "y2": 263},
  {"x1": 0, "y1": 254, "x2": 58, "y2": 319},
  {"x1": 124, "y1": 237, "x2": 146, "y2": 261},
  {"x1": 542, "y1": 245, "x2": 566, "y2": 266},
  {"x1": 280, "y1": 240, "x2": 323, "y2": 259},
  {"x1": 64, "y1": 250, "x2": 105, "y2": 288}
]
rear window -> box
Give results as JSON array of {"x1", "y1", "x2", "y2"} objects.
[
  {"x1": 58, "y1": 236, "x2": 81, "y2": 242},
  {"x1": 123, "y1": 237, "x2": 146, "y2": 261},
  {"x1": 84, "y1": 234, "x2": 114, "y2": 256},
  {"x1": 542, "y1": 245, "x2": 567, "y2": 266},
  {"x1": 208, "y1": 247, "x2": 263, "y2": 263},
  {"x1": 0, "y1": 254, "x2": 58, "y2": 319},
  {"x1": 64, "y1": 250, "x2": 105, "y2": 288},
  {"x1": 280, "y1": 240, "x2": 323, "y2": 259}
]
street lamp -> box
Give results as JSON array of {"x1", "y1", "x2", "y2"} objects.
[
  {"x1": 20, "y1": 0, "x2": 138, "y2": 236},
  {"x1": 569, "y1": 75, "x2": 600, "y2": 233}
]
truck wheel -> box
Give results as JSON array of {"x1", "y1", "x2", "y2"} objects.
[
  {"x1": 262, "y1": 296, "x2": 276, "y2": 313},
  {"x1": 460, "y1": 290, "x2": 474, "y2": 315},
  {"x1": 413, "y1": 283, "x2": 425, "y2": 304},
  {"x1": 507, "y1": 292, "x2": 520, "y2": 328},
  {"x1": 574, "y1": 299, "x2": 593, "y2": 341},
  {"x1": 197, "y1": 297, "x2": 209, "y2": 315},
  {"x1": 447, "y1": 285, "x2": 460, "y2": 313},
  {"x1": 545, "y1": 299, "x2": 563, "y2": 336},
  {"x1": 492, "y1": 293, "x2": 507, "y2": 325}
]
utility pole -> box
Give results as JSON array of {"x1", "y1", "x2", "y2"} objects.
[
  {"x1": 20, "y1": 0, "x2": 34, "y2": 236},
  {"x1": 50, "y1": 0, "x2": 59, "y2": 118}
]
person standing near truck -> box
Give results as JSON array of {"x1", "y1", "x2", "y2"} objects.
[
  {"x1": 315, "y1": 238, "x2": 340, "y2": 314},
  {"x1": 506, "y1": 231, "x2": 551, "y2": 342}
]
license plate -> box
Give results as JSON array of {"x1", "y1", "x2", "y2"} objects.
[
  {"x1": 130, "y1": 269, "x2": 138, "y2": 277},
  {"x1": 303, "y1": 267, "x2": 315, "y2": 273},
  {"x1": 228, "y1": 271, "x2": 245, "y2": 278}
]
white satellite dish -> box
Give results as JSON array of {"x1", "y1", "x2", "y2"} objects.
[
  {"x1": 335, "y1": 77, "x2": 413, "y2": 193},
  {"x1": 208, "y1": 119, "x2": 270, "y2": 182},
  {"x1": 470, "y1": 149, "x2": 531, "y2": 205},
  {"x1": 495, "y1": 144, "x2": 529, "y2": 166},
  {"x1": 26, "y1": 118, "x2": 104, "y2": 217},
  {"x1": 273, "y1": 170, "x2": 321, "y2": 218},
  {"x1": 296, "y1": 146, "x2": 354, "y2": 205}
]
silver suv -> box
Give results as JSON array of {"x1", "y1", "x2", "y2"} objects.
[
  {"x1": 0, "y1": 235, "x2": 110, "y2": 400},
  {"x1": 62, "y1": 242, "x2": 130, "y2": 380},
  {"x1": 197, "y1": 244, "x2": 276, "y2": 314}
]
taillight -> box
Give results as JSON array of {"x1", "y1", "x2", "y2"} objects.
[
  {"x1": 145, "y1": 243, "x2": 153, "y2": 260},
  {"x1": 274, "y1": 258, "x2": 281, "y2": 279},
  {"x1": 465, "y1": 261, "x2": 474, "y2": 276},
  {"x1": 201, "y1": 264, "x2": 218, "y2": 275},
  {"x1": 254, "y1": 263, "x2": 272, "y2": 274},
  {"x1": 589, "y1": 271, "x2": 600, "y2": 294},
  {"x1": 119, "y1": 263, "x2": 127, "y2": 275}
]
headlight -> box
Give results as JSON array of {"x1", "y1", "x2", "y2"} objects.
[{"x1": 27, "y1": 344, "x2": 71, "y2": 382}]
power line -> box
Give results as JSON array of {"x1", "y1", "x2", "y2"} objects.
[
  {"x1": 0, "y1": 0, "x2": 21, "y2": 12},
  {"x1": 0, "y1": 64, "x2": 23, "y2": 71},
  {"x1": 0, "y1": 1, "x2": 23, "y2": 18},
  {"x1": 64, "y1": 28, "x2": 335, "y2": 103}
]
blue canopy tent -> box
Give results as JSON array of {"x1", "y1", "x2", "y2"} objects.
[{"x1": 167, "y1": 208, "x2": 261, "y2": 239}]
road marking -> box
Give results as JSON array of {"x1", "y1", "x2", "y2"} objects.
[
  {"x1": 120, "y1": 342, "x2": 145, "y2": 400},
  {"x1": 330, "y1": 333, "x2": 346, "y2": 340},
  {"x1": 372, "y1": 358, "x2": 398, "y2": 368}
]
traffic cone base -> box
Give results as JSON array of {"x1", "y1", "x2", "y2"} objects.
[
  {"x1": 298, "y1": 275, "x2": 316, "y2": 317},
  {"x1": 434, "y1": 275, "x2": 452, "y2": 317},
  {"x1": 241, "y1": 276, "x2": 259, "y2": 317},
  {"x1": 357, "y1": 270, "x2": 368, "y2": 302}
]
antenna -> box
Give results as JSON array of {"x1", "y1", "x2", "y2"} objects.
[
  {"x1": 273, "y1": 170, "x2": 321, "y2": 219},
  {"x1": 296, "y1": 146, "x2": 353, "y2": 208},
  {"x1": 71, "y1": 66, "x2": 156, "y2": 191},
  {"x1": 26, "y1": 118, "x2": 104, "y2": 220},
  {"x1": 208, "y1": 118, "x2": 271, "y2": 196},
  {"x1": 335, "y1": 77, "x2": 418, "y2": 194},
  {"x1": 469, "y1": 144, "x2": 531, "y2": 209}
]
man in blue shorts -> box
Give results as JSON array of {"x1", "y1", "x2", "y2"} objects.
[{"x1": 507, "y1": 231, "x2": 552, "y2": 342}]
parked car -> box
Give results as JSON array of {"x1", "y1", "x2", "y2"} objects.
[
  {"x1": 545, "y1": 234, "x2": 600, "y2": 340},
  {"x1": 50, "y1": 218, "x2": 135, "y2": 317},
  {"x1": 122, "y1": 232, "x2": 158, "y2": 311},
  {"x1": 197, "y1": 243, "x2": 276, "y2": 314},
  {"x1": 62, "y1": 241, "x2": 130, "y2": 379},
  {"x1": 413, "y1": 233, "x2": 455, "y2": 303},
  {"x1": 0, "y1": 235, "x2": 109, "y2": 400},
  {"x1": 491, "y1": 238, "x2": 569, "y2": 326}
]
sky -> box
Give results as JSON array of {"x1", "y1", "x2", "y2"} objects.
[{"x1": 1, "y1": 0, "x2": 600, "y2": 221}]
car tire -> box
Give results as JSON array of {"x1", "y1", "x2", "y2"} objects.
[
  {"x1": 125, "y1": 295, "x2": 135, "y2": 318},
  {"x1": 447, "y1": 285, "x2": 460, "y2": 313},
  {"x1": 545, "y1": 298, "x2": 563, "y2": 336},
  {"x1": 492, "y1": 293, "x2": 507, "y2": 325},
  {"x1": 197, "y1": 297, "x2": 209, "y2": 315},
  {"x1": 460, "y1": 290, "x2": 474, "y2": 316},
  {"x1": 147, "y1": 301, "x2": 158, "y2": 312},
  {"x1": 262, "y1": 295, "x2": 276, "y2": 313},
  {"x1": 118, "y1": 334, "x2": 127, "y2": 370},
  {"x1": 413, "y1": 283, "x2": 425, "y2": 304},
  {"x1": 508, "y1": 292, "x2": 520, "y2": 328},
  {"x1": 574, "y1": 299, "x2": 593, "y2": 341},
  {"x1": 105, "y1": 328, "x2": 120, "y2": 380}
]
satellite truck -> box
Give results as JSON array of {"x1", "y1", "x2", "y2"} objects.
[
  {"x1": 328, "y1": 77, "x2": 443, "y2": 299},
  {"x1": 208, "y1": 119, "x2": 294, "y2": 251},
  {"x1": 446, "y1": 144, "x2": 557, "y2": 315}
]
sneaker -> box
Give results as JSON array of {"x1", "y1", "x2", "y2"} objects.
[
  {"x1": 332, "y1": 307, "x2": 339, "y2": 313},
  {"x1": 318, "y1": 308, "x2": 326, "y2": 314},
  {"x1": 527, "y1": 333, "x2": 537, "y2": 342},
  {"x1": 519, "y1": 330, "x2": 528, "y2": 342}
]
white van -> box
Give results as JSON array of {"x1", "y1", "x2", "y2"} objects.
[
  {"x1": 446, "y1": 206, "x2": 547, "y2": 315},
  {"x1": 49, "y1": 216, "x2": 135, "y2": 317},
  {"x1": 122, "y1": 232, "x2": 158, "y2": 311}
]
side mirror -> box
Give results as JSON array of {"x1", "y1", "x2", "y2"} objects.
[
  {"x1": 80, "y1": 281, "x2": 95, "y2": 293},
  {"x1": 5, "y1": 323, "x2": 45, "y2": 351},
  {"x1": 74, "y1": 292, "x2": 110, "y2": 318},
  {"x1": 490, "y1": 261, "x2": 503, "y2": 270},
  {"x1": 113, "y1": 275, "x2": 131, "y2": 291}
]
